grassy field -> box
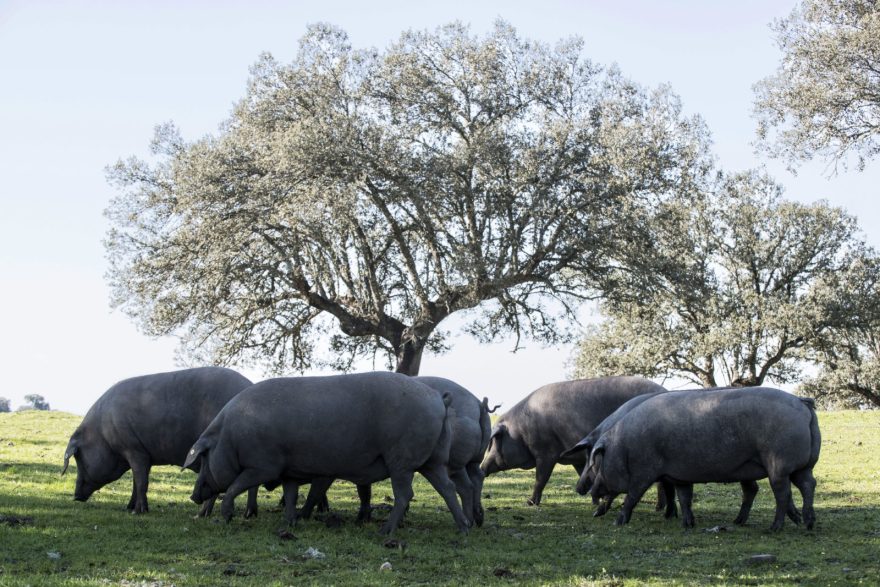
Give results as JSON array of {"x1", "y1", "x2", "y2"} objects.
[{"x1": 1, "y1": 410, "x2": 878, "y2": 586}]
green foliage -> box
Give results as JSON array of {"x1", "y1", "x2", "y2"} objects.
[
  {"x1": 801, "y1": 253, "x2": 880, "y2": 407},
  {"x1": 105, "y1": 21, "x2": 711, "y2": 375},
  {"x1": 2, "y1": 410, "x2": 879, "y2": 585},
  {"x1": 574, "y1": 171, "x2": 866, "y2": 388},
  {"x1": 0, "y1": 397, "x2": 10, "y2": 413},
  {"x1": 754, "y1": 0, "x2": 880, "y2": 171}
]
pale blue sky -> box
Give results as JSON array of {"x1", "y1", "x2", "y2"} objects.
[{"x1": 1, "y1": 1, "x2": 877, "y2": 415}]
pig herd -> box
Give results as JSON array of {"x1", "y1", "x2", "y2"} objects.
[{"x1": 62, "y1": 367, "x2": 820, "y2": 535}]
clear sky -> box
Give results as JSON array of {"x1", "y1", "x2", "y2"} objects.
[{"x1": 1, "y1": 0, "x2": 877, "y2": 415}]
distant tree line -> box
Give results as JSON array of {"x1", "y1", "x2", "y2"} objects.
[
  {"x1": 105, "y1": 2, "x2": 880, "y2": 408},
  {"x1": 0, "y1": 394, "x2": 50, "y2": 412}
]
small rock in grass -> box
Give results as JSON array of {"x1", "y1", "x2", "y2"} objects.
[
  {"x1": 745, "y1": 554, "x2": 777, "y2": 565},
  {"x1": 703, "y1": 525, "x2": 732, "y2": 533},
  {"x1": 379, "y1": 561, "x2": 393, "y2": 572},
  {"x1": 303, "y1": 547, "x2": 326, "y2": 560},
  {"x1": 47, "y1": 551, "x2": 61, "y2": 560}
]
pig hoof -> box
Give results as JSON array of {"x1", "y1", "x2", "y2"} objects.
[
  {"x1": 244, "y1": 509, "x2": 258, "y2": 519},
  {"x1": 525, "y1": 498, "x2": 538, "y2": 506}
]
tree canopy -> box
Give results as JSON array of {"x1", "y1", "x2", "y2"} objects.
[
  {"x1": 754, "y1": 0, "x2": 880, "y2": 171},
  {"x1": 801, "y1": 251, "x2": 880, "y2": 407},
  {"x1": 573, "y1": 170, "x2": 864, "y2": 388},
  {"x1": 106, "y1": 22, "x2": 710, "y2": 375}
]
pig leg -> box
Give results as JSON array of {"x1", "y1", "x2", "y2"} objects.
[
  {"x1": 615, "y1": 481, "x2": 652, "y2": 526},
  {"x1": 126, "y1": 482, "x2": 137, "y2": 511},
  {"x1": 594, "y1": 495, "x2": 616, "y2": 517},
  {"x1": 786, "y1": 497, "x2": 802, "y2": 525},
  {"x1": 448, "y1": 466, "x2": 476, "y2": 527},
  {"x1": 660, "y1": 481, "x2": 678, "y2": 519},
  {"x1": 527, "y1": 458, "x2": 556, "y2": 506},
  {"x1": 675, "y1": 484, "x2": 695, "y2": 528},
  {"x1": 127, "y1": 455, "x2": 151, "y2": 514},
  {"x1": 768, "y1": 473, "x2": 793, "y2": 531},
  {"x1": 301, "y1": 478, "x2": 334, "y2": 519},
  {"x1": 220, "y1": 469, "x2": 267, "y2": 522},
  {"x1": 419, "y1": 462, "x2": 470, "y2": 534},
  {"x1": 198, "y1": 496, "x2": 216, "y2": 517},
  {"x1": 734, "y1": 480, "x2": 759, "y2": 525},
  {"x1": 282, "y1": 480, "x2": 300, "y2": 526},
  {"x1": 790, "y1": 468, "x2": 816, "y2": 530},
  {"x1": 466, "y1": 462, "x2": 485, "y2": 527},
  {"x1": 244, "y1": 487, "x2": 259, "y2": 519},
  {"x1": 356, "y1": 483, "x2": 373, "y2": 523},
  {"x1": 380, "y1": 471, "x2": 415, "y2": 535}
]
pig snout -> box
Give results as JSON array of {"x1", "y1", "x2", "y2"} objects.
[{"x1": 575, "y1": 473, "x2": 592, "y2": 496}]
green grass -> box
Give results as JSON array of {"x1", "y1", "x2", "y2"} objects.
[{"x1": 1, "y1": 410, "x2": 878, "y2": 586}]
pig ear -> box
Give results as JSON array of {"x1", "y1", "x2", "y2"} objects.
[
  {"x1": 588, "y1": 439, "x2": 606, "y2": 472},
  {"x1": 62, "y1": 440, "x2": 78, "y2": 476},
  {"x1": 490, "y1": 423, "x2": 507, "y2": 439},
  {"x1": 182, "y1": 441, "x2": 207, "y2": 471},
  {"x1": 560, "y1": 436, "x2": 592, "y2": 459}
]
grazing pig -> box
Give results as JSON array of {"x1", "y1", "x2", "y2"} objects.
[
  {"x1": 416, "y1": 377, "x2": 492, "y2": 526},
  {"x1": 182, "y1": 372, "x2": 471, "y2": 535},
  {"x1": 480, "y1": 376, "x2": 666, "y2": 506},
  {"x1": 297, "y1": 376, "x2": 492, "y2": 527},
  {"x1": 565, "y1": 387, "x2": 800, "y2": 523},
  {"x1": 562, "y1": 390, "x2": 676, "y2": 518},
  {"x1": 62, "y1": 367, "x2": 256, "y2": 516},
  {"x1": 588, "y1": 387, "x2": 820, "y2": 530}
]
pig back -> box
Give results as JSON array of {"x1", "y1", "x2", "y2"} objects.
[
  {"x1": 219, "y1": 372, "x2": 448, "y2": 478},
  {"x1": 508, "y1": 376, "x2": 666, "y2": 458},
  {"x1": 616, "y1": 387, "x2": 817, "y2": 482},
  {"x1": 88, "y1": 367, "x2": 252, "y2": 466}
]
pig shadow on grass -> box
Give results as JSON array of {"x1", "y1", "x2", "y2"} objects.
[{"x1": 0, "y1": 461, "x2": 79, "y2": 479}]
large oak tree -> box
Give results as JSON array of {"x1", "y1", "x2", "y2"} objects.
[
  {"x1": 754, "y1": 0, "x2": 880, "y2": 171},
  {"x1": 574, "y1": 171, "x2": 864, "y2": 388},
  {"x1": 106, "y1": 22, "x2": 710, "y2": 375}
]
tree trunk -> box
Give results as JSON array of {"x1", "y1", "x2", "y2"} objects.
[{"x1": 394, "y1": 338, "x2": 425, "y2": 376}]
